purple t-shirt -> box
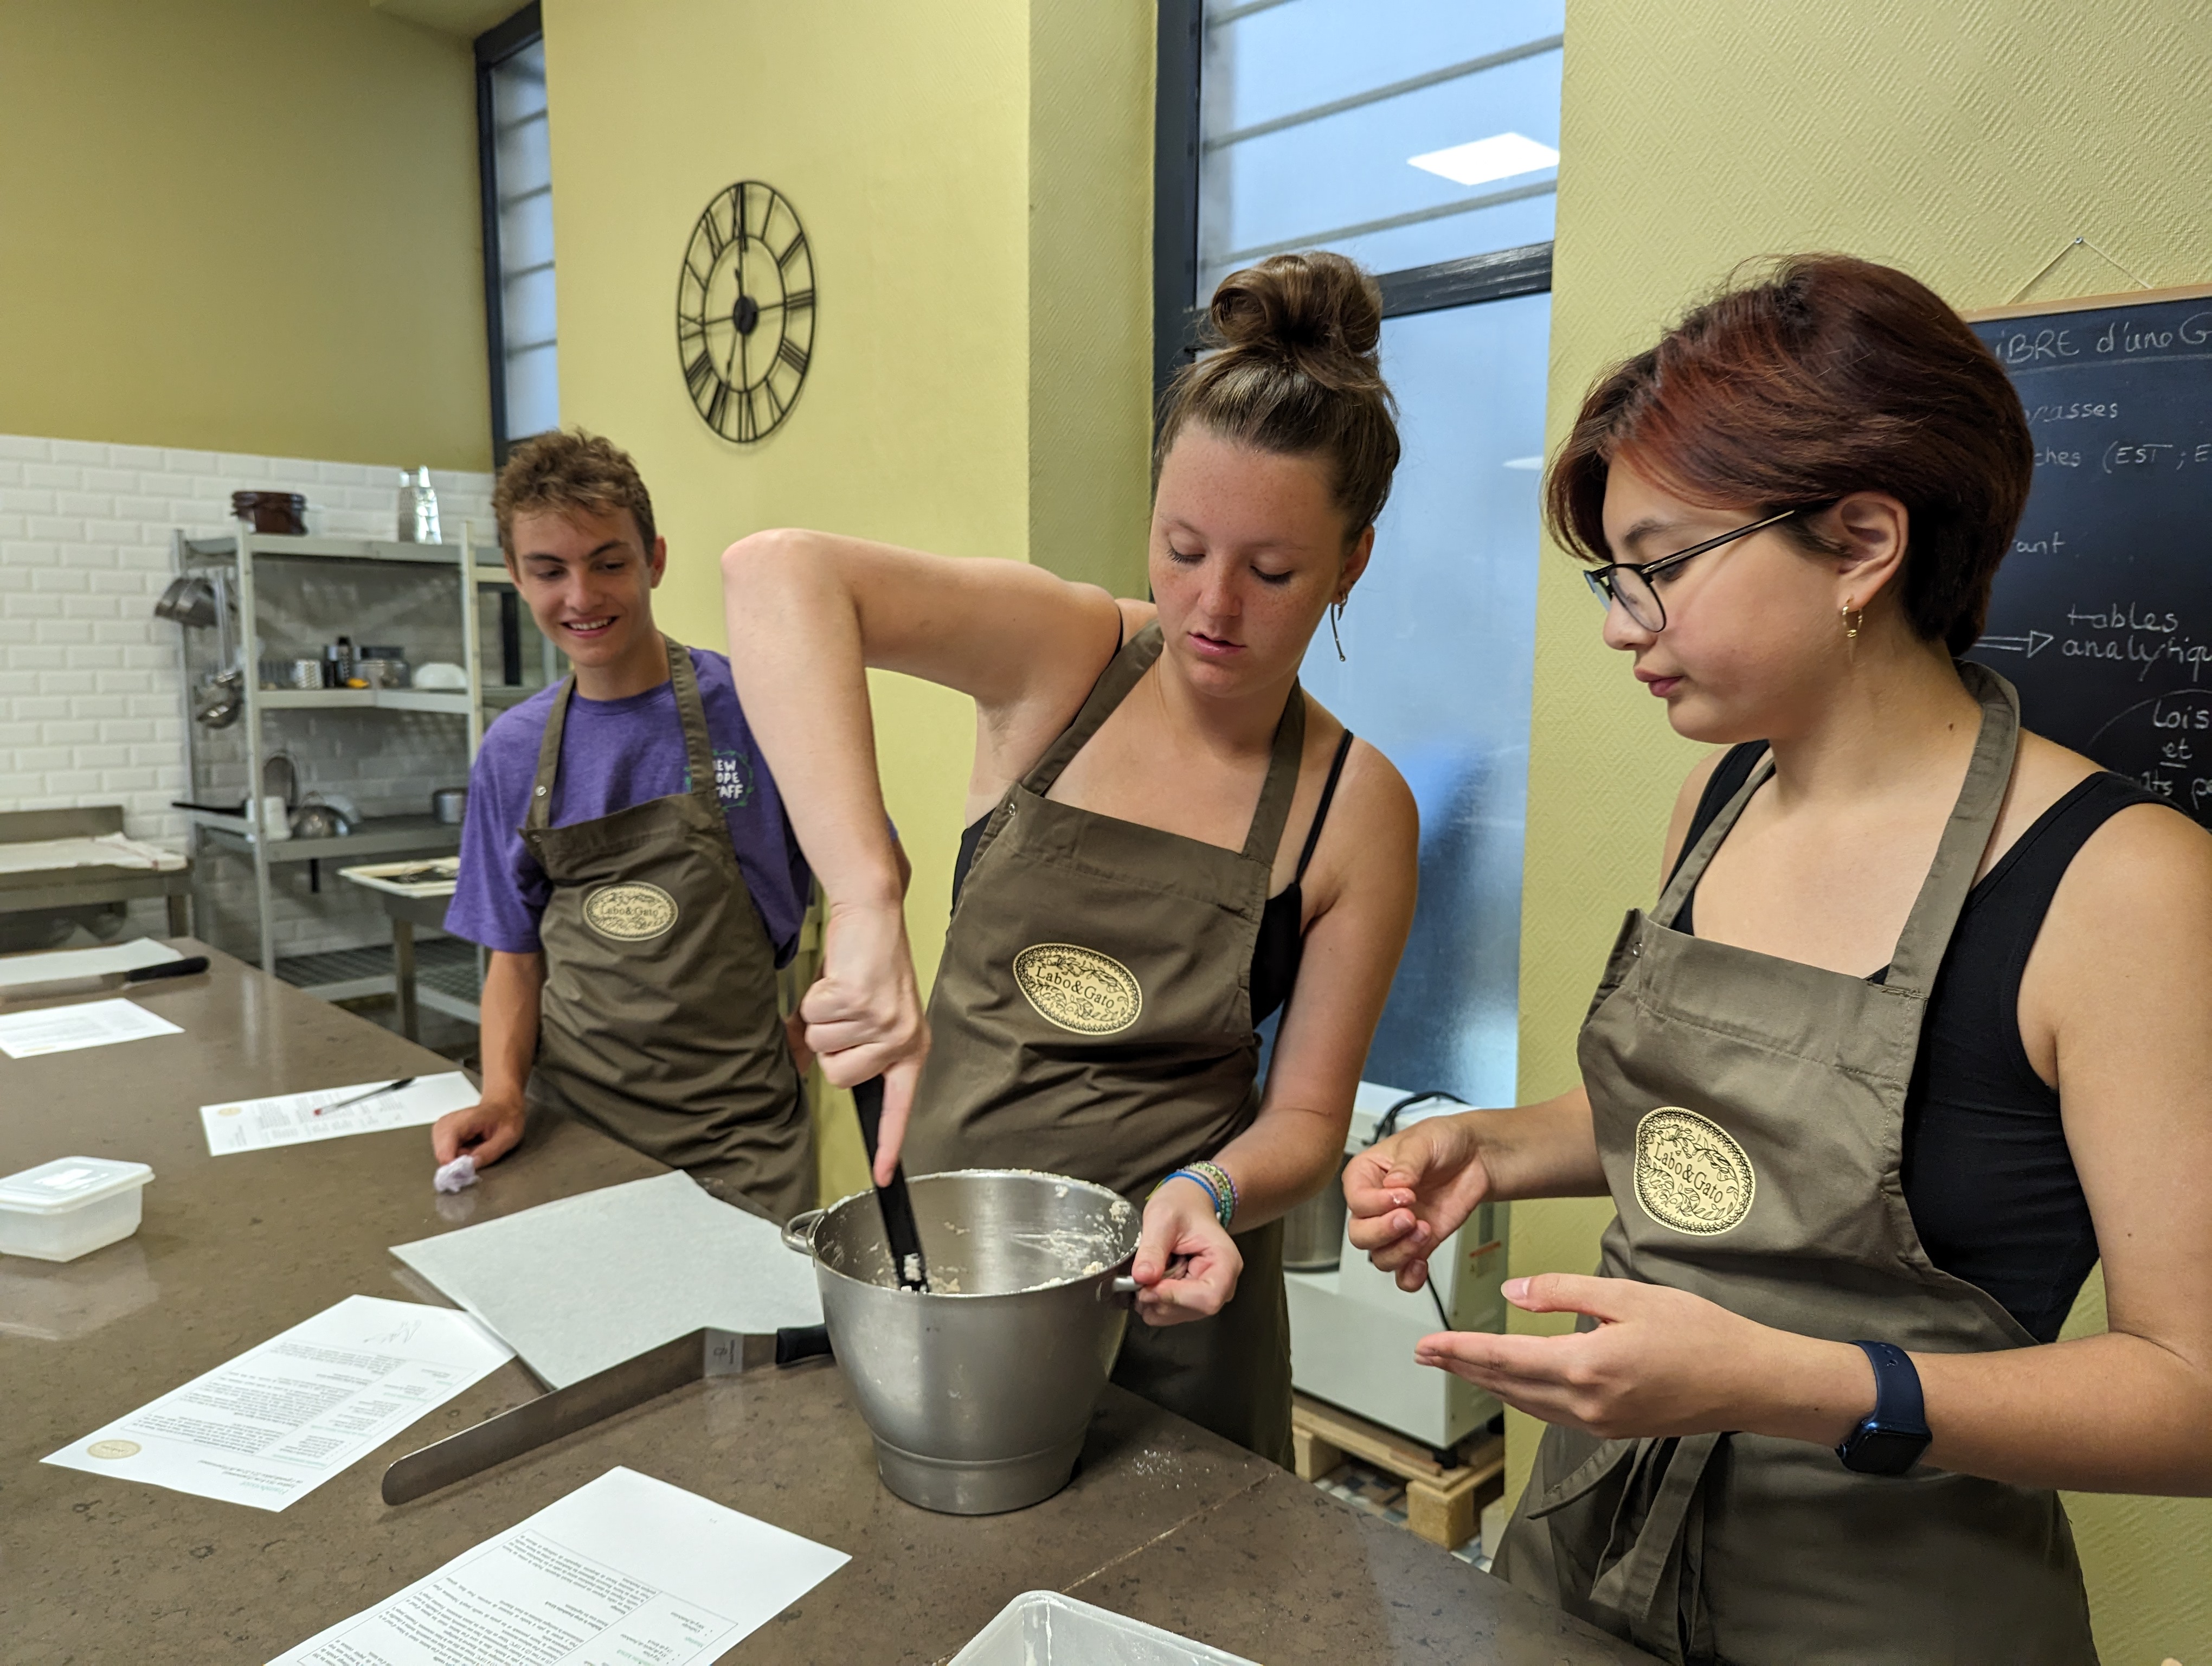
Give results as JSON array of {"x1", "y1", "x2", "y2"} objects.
[{"x1": 446, "y1": 647, "x2": 812, "y2": 964}]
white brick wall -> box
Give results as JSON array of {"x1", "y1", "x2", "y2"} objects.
[{"x1": 0, "y1": 432, "x2": 495, "y2": 958}]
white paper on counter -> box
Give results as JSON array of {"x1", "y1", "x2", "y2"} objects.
[
  {"x1": 391, "y1": 1170, "x2": 821, "y2": 1389},
  {"x1": 0, "y1": 997, "x2": 182, "y2": 1059},
  {"x1": 200, "y1": 1072, "x2": 479, "y2": 1156},
  {"x1": 0, "y1": 938, "x2": 181, "y2": 988},
  {"x1": 273, "y1": 1465, "x2": 849, "y2": 1665},
  {"x1": 42, "y1": 1294, "x2": 512, "y2": 1511}
]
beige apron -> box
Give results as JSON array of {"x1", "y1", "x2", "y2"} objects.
[
  {"x1": 522, "y1": 637, "x2": 812, "y2": 1223},
  {"x1": 905, "y1": 623, "x2": 1300, "y2": 1464},
  {"x1": 1494, "y1": 664, "x2": 2097, "y2": 1663}
]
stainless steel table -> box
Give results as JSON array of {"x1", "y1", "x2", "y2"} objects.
[
  {"x1": 0, "y1": 805, "x2": 191, "y2": 939},
  {"x1": 0, "y1": 944, "x2": 1653, "y2": 1666},
  {"x1": 338, "y1": 870, "x2": 472, "y2": 1042}
]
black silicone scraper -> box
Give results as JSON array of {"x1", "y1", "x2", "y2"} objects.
[{"x1": 852, "y1": 1075, "x2": 929, "y2": 1292}]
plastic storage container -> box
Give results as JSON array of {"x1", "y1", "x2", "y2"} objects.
[
  {"x1": 0, "y1": 1157, "x2": 154, "y2": 1262},
  {"x1": 949, "y1": 1592, "x2": 1257, "y2": 1666}
]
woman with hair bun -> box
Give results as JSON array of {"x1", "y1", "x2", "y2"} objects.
[
  {"x1": 721, "y1": 251, "x2": 1419, "y2": 1460},
  {"x1": 1349, "y1": 254, "x2": 2212, "y2": 1660}
]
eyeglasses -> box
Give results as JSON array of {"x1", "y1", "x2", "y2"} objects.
[{"x1": 1583, "y1": 507, "x2": 1805, "y2": 633}]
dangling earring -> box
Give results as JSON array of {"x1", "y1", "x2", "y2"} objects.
[
  {"x1": 1329, "y1": 599, "x2": 1347, "y2": 662},
  {"x1": 1841, "y1": 599, "x2": 1863, "y2": 659}
]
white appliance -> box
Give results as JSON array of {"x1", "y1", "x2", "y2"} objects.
[{"x1": 1284, "y1": 1080, "x2": 1507, "y2": 1451}]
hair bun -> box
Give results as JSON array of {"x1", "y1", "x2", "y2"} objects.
[{"x1": 1208, "y1": 251, "x2": 1384, "y2": 393}]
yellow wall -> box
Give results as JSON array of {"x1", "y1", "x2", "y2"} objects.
[
  {"x1": 1028, "y1": 1, "x2": 1158, "y2": 599},
  {"x1": 541, "y1": 0, "x2": 1153, "y2": 1199},
  {"x1": 0, "y1": 0, "x2": 489, "y2": 469},
  {"x1": 1511, "y1": 3, "x2": 2212, "y2": 1657}
]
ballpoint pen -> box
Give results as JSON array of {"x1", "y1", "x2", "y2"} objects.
[{"x1": 312, "y1": 1077, "x2": 416, "y2": 1117}]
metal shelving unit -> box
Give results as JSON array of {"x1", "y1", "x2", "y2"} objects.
[{"x1": 172, "y1": 521, "x2": 553, "y2": 980}]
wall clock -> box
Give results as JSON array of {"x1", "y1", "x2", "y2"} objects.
[{"x1": 675, "y1": 181, "x2": 814, "y2": 443}]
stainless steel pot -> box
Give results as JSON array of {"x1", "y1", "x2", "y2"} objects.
[
  {"x1": 782, "y1": 1169, "x2": 1140, "y2": 1515},
  {"x1": 430, "y1": 787, "x2": 467, "y2": 825},
  {"x1": 1281, "y1": 1155, "x2": 1351, "y2": 1272}
]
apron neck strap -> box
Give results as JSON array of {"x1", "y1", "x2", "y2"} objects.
[
  {"x1": 662, "y1": 638, "x2": 722, "y2": 814},
  {"x1": 1021, "y1": 621, "x2": 1165, "y2": 797},
  {"x1": 521, "y1": 636, "x2": 715, "y2": 832},
  {"x1": 523, "y1": 674, "x2": 575, "y2": 833},
  {"x1": 1650, "y1": 663, "x2": 2022, "y2": 997},
  {"x1": 1885, "y1": 661, "x2": 2020, "y2": 994},
  {"x1": 1241, "y1": 686, "x2": 1308, "y2": 864},
  {"x1": 1020, "y1": 620, "x2": 1310, "y2": 868},
  {"x1": 1654, "y1": 751, "x2": 1768, "y2": 927}
]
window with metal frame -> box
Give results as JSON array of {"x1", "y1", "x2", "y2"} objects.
[
  {"x1": 1155, "y1": 0, "x2": 1560, "y2": 1106},
  {"x1": 477, "y1": 4, "x2": 558, "y2": 461}
]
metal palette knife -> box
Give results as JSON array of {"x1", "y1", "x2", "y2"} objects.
[{"x1": 381, "y1": 1323, "x2": 830, "y2": 1505}]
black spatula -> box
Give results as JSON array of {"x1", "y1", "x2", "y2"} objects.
[{"x1": 852, "y1": 1076, "x2": 929, "y2": 1292}]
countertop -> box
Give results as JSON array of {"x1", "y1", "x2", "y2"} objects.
[{"x1": 0, "y1": 943, "x2": 1651, "y2": 1665}]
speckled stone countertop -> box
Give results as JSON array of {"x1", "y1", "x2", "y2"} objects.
[{"x1": 0, "y1": 944, "x2": 1651, "y2": 1665}]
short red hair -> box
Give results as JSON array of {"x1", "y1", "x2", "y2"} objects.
[{"x1": 1546, "y1": 254, "x2": 2031, "y2": 654}]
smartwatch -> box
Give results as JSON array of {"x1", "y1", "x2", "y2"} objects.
[{"x1": 1835, "y1": 1340, "x2": 1931, "y2": 1476}]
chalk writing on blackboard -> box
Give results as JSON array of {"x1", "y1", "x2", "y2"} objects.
[{"x1": 1969, "y1": 291, "x2": 2212, "y2": 830}]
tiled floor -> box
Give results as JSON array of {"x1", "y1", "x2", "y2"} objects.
[{"x1": 1310, "y1": 1458, "x2": 1492, "y2": 1572}]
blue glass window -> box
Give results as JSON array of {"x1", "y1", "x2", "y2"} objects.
[{"x1": 1199, "y1": 0, "x2": 1564, "y2": 297}]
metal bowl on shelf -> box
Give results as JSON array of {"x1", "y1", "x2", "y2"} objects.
[{"x1": 288, "y1": 794, "x2": 354, "y2": 840}]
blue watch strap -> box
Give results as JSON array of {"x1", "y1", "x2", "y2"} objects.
[{"x1": 1851, "y1": 1339, "x2": 1927, "y2": 1433}]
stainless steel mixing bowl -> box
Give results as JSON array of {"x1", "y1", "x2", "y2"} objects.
[{"x1": 782, "y1": 1169, "x2": 1140, "y2": 1515}]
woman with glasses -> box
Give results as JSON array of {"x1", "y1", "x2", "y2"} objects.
[
  {"x1": 719, "y1": 252, "x2": 1418, "y2": 1463},
  {"x1": 1348, "y1": 254, "x2": 2212, "y2": 1662}
]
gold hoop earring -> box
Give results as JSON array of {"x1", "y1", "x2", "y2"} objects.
[
  {"x1": 1841, "y1": 600, "x2": 1863, "y2": 658},
  {"x1": 1329, "y1": 599, "x2": 1347, "y2": 662}
]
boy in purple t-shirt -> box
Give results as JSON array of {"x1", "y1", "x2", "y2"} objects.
[{"x1": 434, "y1": 432, "x2": 887, "y2": 1220}]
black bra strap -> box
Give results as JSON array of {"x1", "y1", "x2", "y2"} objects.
[{"x1": 1294, "y1": 729, "x2": 1356, "y2": 882}]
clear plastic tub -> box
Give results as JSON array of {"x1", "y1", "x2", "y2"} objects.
[
  {"x1": 949, "y1": 1592, "x2": 1258, "y2": 1666},
  {"x1": 0, "y1": 1157, "x2": 153, "y2": 1262}
]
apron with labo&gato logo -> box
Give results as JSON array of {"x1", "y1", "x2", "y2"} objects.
[
  {"x1": 522, "y1": 637, "x2": 812, "y2": 1222},
  {"x1": 1494, "y1": 664, "x2": 2095, "y2": 1663},
  {"x1": 905, "y1": 623, "x2": 1304, "y2": 1465}
]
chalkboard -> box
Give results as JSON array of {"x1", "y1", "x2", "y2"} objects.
[{"x1": 1966, "y1": 289, "x2": 2212, "y2": 825}]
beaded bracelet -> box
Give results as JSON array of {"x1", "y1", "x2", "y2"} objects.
[
  {"x1": 1152, "y1": 1162, "x2": 1237, "y2": 1231},
  {"x1": 1186, "y1": 1159, "x2": 1239, "y2": 1229}
]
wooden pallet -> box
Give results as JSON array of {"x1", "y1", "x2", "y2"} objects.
[{"x1": 1291, "y1": 1392, "x2": 1506, "y2": 1552}]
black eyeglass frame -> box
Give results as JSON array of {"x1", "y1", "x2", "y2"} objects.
[{"x1": 1583, "y1": 506, "x2": 1810, "y2": 632}]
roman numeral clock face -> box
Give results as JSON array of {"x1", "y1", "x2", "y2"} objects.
[{"x1": 675, "y1": 181, "x2": 814, "y2": 444}]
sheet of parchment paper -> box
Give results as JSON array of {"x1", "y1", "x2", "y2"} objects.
[{"x1": 390, "y1": 1171, "x2": 822, "y2": 1388}]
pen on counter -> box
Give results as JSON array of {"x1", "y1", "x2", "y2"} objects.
[{"x1": 313, "y1": 1077, "x2": 417, "y2": 1117}]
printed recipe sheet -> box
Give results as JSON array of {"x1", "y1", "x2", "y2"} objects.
[
  {"x1": 200, "y1": 1072, "x2": 479, "y2": 1155},
  {"x1": 0, "y1": 997, "x2": 181, "y2": 1059},
  {"x1": 43, "y1": 1295, "x2": 512, "y2": 1510},
  {"x1": 273, "y1": 1466, "x2": 850, "y2": 1665}
]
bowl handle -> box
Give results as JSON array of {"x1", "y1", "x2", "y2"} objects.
[
  {"x1": 781, "y1": 1208, "x2": 825, "y2": 1256},
  {"x1": 1104, "y1": 1275, "x2": 1141, "y2": 1306}
]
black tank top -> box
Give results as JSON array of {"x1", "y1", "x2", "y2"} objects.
[
  {"x1": 1673, "y1": 745, "x2": 2171, "y2": 1342},
  {"x1": 951, "y1": 725, "x2": 1355, "y2": 1027}
]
